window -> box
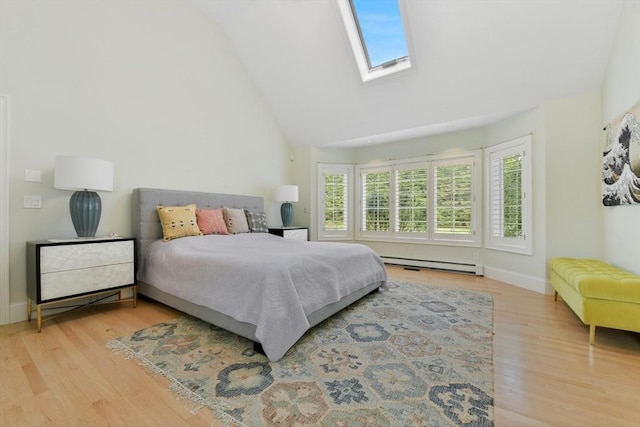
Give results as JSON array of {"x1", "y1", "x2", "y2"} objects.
[
  {"x1": 361, "y1": 169, "x2": 391, "y2": 232},
  {"x1": 337, "y1": 0, "x2": 412, "y2": 82},
  {"x1": 485, "y1": 135, "x2": 532, "y2": 254},
  {"x1": 433, "y1": 159, "x2": 473, "y2": 238},
  {"x1": 318, "y1": 164, "x2": 354, "y2": 240},
  {"x1": 395, "y1": 165, "x2": 428, "y2": 234},
  {"x1": 355, "y1": 152, "x2": 481, "y2": 245}
]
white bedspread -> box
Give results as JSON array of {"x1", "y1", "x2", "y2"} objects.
[{"x1": 138, "y1": 233, "x2": 387, "y2": 360}]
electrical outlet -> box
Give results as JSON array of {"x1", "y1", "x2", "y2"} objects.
[
  {"x1": 24, "y1": 195, "x2": 42, "y2": 209},
  {"x1": 472, "y1": 252, "x2": 480, "y2": 261}
]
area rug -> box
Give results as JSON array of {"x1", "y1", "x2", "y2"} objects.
[{"x1": 108, "y1": 280, "x2": 494, "y2": 426}]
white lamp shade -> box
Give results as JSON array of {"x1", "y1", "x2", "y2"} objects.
[
  {"x1": 54, "y1": 156, "x2": 114, "y2": 192},
  {"x1": 276, "y1": 185, "x2": 298, "y2": 202}
]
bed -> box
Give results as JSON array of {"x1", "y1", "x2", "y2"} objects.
[{"x1": 132, "y1": 188, "x2": 387, "y2": 361}]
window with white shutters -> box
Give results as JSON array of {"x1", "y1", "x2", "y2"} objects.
[
  {"x1": 395, "y1": 165, "x2": 428, "y2": 234},
  {"x1": 485, "y1": 135, "x2": 532, "y2": 254},
  {"x1": 318, "y1": 164, "x2": 353, "y2": 240},
  {"x1": 354, "y1": 152, "x2": 481, "y2": 245},
  {"x1": 361, "y1": 169, "x2": 391, "y2": 233}
]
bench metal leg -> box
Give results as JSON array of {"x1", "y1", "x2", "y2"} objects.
[{"x1": 589, "y1": 324, "x2": 595, "y2": 345}]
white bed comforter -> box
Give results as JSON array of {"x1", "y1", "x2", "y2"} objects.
[{"x1": 138, "y1": 233, "x2": 387, "y2": 361}]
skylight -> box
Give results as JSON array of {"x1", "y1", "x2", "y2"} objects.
[{"x1": 338, "y1": 0, "x2": 411, "y2": 82}]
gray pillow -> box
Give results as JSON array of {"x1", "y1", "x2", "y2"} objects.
[{"x1": 245, "y1": 210, "x2": 268, "y2": 233}]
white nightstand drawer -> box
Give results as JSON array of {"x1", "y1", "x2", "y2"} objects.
[
  {"x1": 41, "y1": 263, "x2": 135, "y2": 301},
  {"x1": 283, "y1": 228, "x2": 308, "y2": 241},
  {"x1": 40, "y1": 240, "x2": 133, "y2": 273}
]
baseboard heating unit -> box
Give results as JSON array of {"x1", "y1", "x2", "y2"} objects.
[{"x1": 381, "y1": 256, "x2": 484, "y2": 276}]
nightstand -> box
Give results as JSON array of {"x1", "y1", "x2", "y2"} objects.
[
  {"x1": 268, "y1": 227, "x2": 309, "y2": 241},
  {"x1": 26, "y1": 237, "x2": 137, "y2": 331}
]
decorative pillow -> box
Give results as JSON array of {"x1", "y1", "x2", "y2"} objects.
[
  {"x1": 223, "y1": 207, "x2": 250, "y2": 234},
  {"x1": 156, "y1": 204, "x2": 203, "y2": 241},
  {"x1": 245, "y1": 209, "x2": 268, "y2": 233},
  {"x1": 196, "y1": 208, "x2": 229, "y2": 235}
]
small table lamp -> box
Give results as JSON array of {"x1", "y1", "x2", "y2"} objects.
[
  {"x1": 276, "y1": 185, "x2": 298, "y2": 227},
  {"x1": 54, "y1": 156, "x2": 114, "y2": 238}
]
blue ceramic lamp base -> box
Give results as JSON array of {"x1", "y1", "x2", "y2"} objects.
[
  {"x1": 69, "y1": 190, "x2": 102, "y2": 237},
  {"x1": 280, "y1": 202, "x2": 293, "y2": 227}
]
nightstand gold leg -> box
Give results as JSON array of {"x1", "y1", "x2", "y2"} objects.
[
  {"x1": 27, "y1": 299, "x2": 32, "y2": 321},
  {"x1": 37, "y1": 305, "x2": 42, "y2": 332},
  {"x1": 133, "y1": 286, "x2": 137, "y2": 308}
]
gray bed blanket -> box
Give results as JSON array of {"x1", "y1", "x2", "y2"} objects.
[{"x1": 138, "y1": 233, "x2": 387, "y2": 360}]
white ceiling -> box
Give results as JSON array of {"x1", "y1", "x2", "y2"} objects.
[{"x1": 191, "y1": 0, "x2": 623, "y2": 148}]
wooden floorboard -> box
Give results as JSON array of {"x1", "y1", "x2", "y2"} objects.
[{"x1": 1, "y1": 265, "x2": 638, "y2": 426}]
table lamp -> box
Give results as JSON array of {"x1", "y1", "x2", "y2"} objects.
[
  {"x1": 276, "y1": 185, "x2": 298, "y2": 227},
  {"x1": 54, "y1": 156, "x2": 113, "y2": 238}
]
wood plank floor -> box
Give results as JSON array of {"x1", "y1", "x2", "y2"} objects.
[{"x1": 1, "y1": 266, "x2": 638, "y2": 426}]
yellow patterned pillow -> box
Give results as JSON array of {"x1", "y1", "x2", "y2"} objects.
[{"x1": 157, "y1": 204, "x2": 203, "y2": 241}]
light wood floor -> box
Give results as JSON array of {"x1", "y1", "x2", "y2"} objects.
[{"x1": 1, "y1": 266, "x2": 638, "y2": 426}]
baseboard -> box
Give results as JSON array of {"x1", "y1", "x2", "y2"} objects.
[
  {"x1": 10, "y1": 301, "x2": 28, "y2": 323},
  {"x1": 381, "y1": 256, "x2": 484, "y2": 275},
  {"x1": 483, "y1": 265, "x2": 552, "y2": 294}
]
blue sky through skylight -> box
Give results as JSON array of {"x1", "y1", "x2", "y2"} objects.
[{"x1": 351, "y1": 0, "x2": 408, "y2": 68}]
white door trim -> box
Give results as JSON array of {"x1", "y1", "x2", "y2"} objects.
[{"x1": 0, "y1": 94, "x2": 10, "y2": 325}]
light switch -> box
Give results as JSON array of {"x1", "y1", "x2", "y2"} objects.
[
  {"x1": 24, "y1": 195, "x2": 42, "y2": 209},
  {"x1": 24, "y1": 169, "x2": 42, "y2": 182}
]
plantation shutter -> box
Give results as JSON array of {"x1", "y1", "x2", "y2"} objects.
[
  {"x1": 323, "y1": 171, "x2": 348, "y2": 231},
  {"x1": 318, "y1": 164, "x2": 354, "y2": 240},
  {"x1": 395, "y1": 166, "x2": 428, "y2": 233},
  {"x1": 433, "y1": 160, "x2": 473, "y2": 235},
  {"x1": 490, "y1": 152, "x2": 523, "y2": 238},
  {"x1": 485, "y1": 134, "x2": 532, "y2": 254},
  {"x1": 361, "y1": 170, "x2": 390, "y2": 232}
]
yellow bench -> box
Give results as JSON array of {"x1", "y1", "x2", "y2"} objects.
[{"x1": 549, "y1": 257, "x2": 640, "y2": 344}]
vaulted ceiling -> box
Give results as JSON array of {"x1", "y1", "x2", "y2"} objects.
[{"x1": 191, "y1": 0, "x2": 623, "y2": 147}]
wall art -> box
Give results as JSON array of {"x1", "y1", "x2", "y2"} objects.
[{"x1": 602, "y1": 100, "x2": 640, "y2": 206}]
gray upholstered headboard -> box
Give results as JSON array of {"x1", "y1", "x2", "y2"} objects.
[{"x1": 132, "y1": 188, "x2": 264, "y2": 269}]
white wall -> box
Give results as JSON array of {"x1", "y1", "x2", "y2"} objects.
[
  {"x1": 0, "y1": 0, "x2": 292, "y2": 321},
  {"x1": 543, "y1": 92, "x2": 604, "y2": 262},
  {"x1": 601, "y1": 0, "x2": 640, "y2": 275}
]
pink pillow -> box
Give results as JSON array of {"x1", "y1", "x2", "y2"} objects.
[{"x1": 196, "y1": 208, "x2": 229, "y2": 235}]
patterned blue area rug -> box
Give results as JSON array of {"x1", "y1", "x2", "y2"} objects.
[{"x1": 108, "y1": 280, "x2": 494, "y2": 426}]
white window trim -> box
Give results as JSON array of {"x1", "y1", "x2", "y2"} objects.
[
  {"x1": 485, "y1": 135, "x2": 533, "y2": 255},
  {"x1": 431, "y1": 154, "x2": 482, "y2": 244},
  {"x1": 317, "y1": 163, "x2": 354, "y2": 241},
  {"x1": 357, "y1": 164, "x2": 394, "y2": 240},
  {"x1": 394, "y1": 161, "x2": 430, "y2": 239},
  {"x1": 355, "y1": 151, "x2": 482, "y2": 246}
]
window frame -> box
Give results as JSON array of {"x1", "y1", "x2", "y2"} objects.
[
  {"x1": 358, "y1": 164, "x2": 393, "y2": 239},
  {"x1": 394, "y1": 162, "x2": 429, "y2": 239},
  {"x1": 355, "y1": 152, "x2": 482, "y2": 246},
  {"x1": 337, "y1": 0, "x2": 412, "y2": 82},
  {"x1": 485, "y1": 135, "x2": 533, "y2": 255},
  {"x1": 317, "y1": 163, "x2": 354, "y2": 241},
  {"x1": 431, "y1": 155, "x2": 481, "y2": 244}
]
